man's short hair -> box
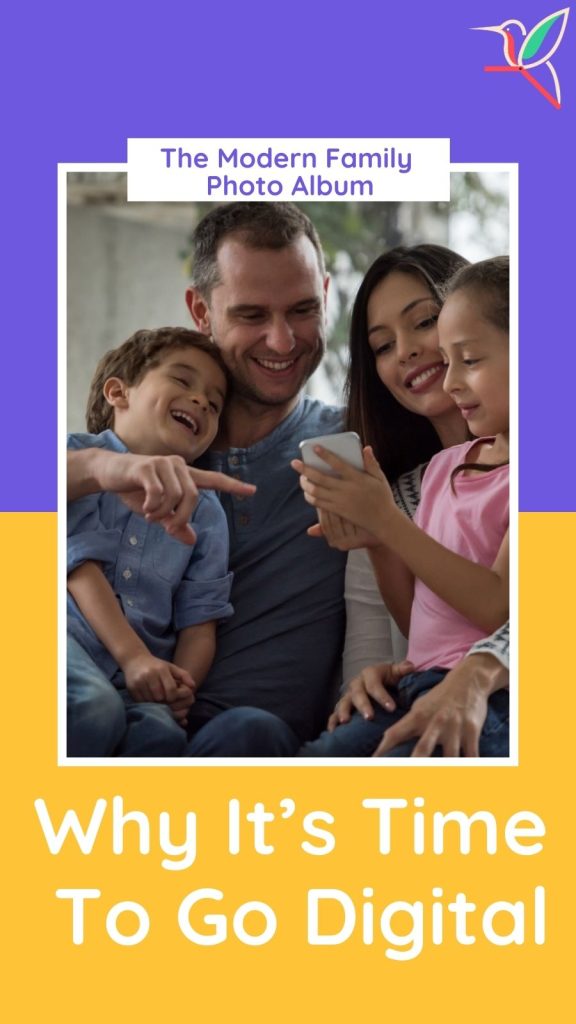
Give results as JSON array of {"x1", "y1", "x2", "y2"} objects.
[
  {"x1": 190, "y1": 202, "x2": 326, "y2": 298},
  {"x1": 86, "y1": 327, "x2": 227, "y2": 434}
]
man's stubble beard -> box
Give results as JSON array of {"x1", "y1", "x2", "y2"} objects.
[{"x1": 221, "y1": 344, "x2": 325, "y2": 410}]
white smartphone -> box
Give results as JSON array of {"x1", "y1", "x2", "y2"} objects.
[{"x1": 299, "y1": 431, "x2": 364, "y2": 475}]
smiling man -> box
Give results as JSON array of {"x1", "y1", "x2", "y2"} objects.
[
  {"x1": 180, "y1": 204, "x2": 346, "y2": 751},
  {"x1": 186, "y1": 204, "x2": 328, "y2": 435}
]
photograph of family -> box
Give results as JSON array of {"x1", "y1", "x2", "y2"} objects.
[{"x1": 65, "y1": 179, "x2": 511, "y2": 761}]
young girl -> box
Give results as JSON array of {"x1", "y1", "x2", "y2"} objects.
[{"x1": 293, "y1": 256, "x2": 510, "y2": 757}]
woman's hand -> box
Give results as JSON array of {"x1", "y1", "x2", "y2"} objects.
[
  {"x1": 292, "y1": 446, "x2": 396, "y2": 542},
  {"x1": 373, "y1": 653, "x2": 509, "y2": 757},
  {"x1": 328, "y1": 660, "x2": 414, "y2": 731}
]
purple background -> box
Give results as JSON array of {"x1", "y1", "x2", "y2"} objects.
[{"x1": 2, "y1": 1, "x2": 573, "y2": 511}]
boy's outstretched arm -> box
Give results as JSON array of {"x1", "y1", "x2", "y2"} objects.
[
  {"x1": 67, "y1": 561, "x2": 194, "y2": 705},
  {"x1": 68, "y1": 449, "x2": 256, "y2": 544}
]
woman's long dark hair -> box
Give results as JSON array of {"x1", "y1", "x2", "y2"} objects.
[{"x1": 346, "y1": 244, "x2": 469, "y2": 482}]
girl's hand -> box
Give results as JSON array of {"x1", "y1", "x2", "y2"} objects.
[
  {"x1": 308, "y1": 510, "x2": 382, "y2": 551},
  {"x1": 291, "y1": 446, "x2": 396, "y2": 542},
  {"x1": 328, "y1": 660, "x2": 415, "y2": 730}
]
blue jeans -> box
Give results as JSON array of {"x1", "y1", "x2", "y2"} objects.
[
  {"x1": 67, "y1": 635, "x2": 187, "y2": 757},
  {"x1": 299, "y1": 669, "x2": 510, "y2": 758},
  {"x1": 185, "y1": 707, "x2": 300, "y2": 756}
]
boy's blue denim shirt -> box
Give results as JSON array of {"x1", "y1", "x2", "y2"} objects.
[{"x1": 67, "y1": 430, "x2": 233, "y2": 683}]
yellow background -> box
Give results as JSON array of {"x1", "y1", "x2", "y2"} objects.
[{"x1": 2, "y1": 513, "x2": 573, "y2": 1023}]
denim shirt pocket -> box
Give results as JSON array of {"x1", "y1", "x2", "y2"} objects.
[{"x1": 150, "y1": 525, "x2": 194, "y2": 582}]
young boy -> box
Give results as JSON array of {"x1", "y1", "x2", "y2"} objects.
[{"x1": 67, "y1": 327, "x2": 241, "y2": 756}]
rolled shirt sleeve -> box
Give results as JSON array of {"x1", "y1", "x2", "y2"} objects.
[
  {"x1": 467, "y1": 621, "x2": 510, "y2": 670},
  {"x1": 66, "y1": 430, "x2": 234, "y2": 677},
  {"x1": 174, "y1": 491, "x2": 233, "y2": 630},
  {"x1": 67, "y1": 494, "x2": 123, "y2": 573},
  {"x1": 67, "y1": 432, "x2": 126, "y2": 574}
]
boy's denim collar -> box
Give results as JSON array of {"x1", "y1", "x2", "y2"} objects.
[{"x1": 98, "y1": 429, "x2": 129, "y2": 453}]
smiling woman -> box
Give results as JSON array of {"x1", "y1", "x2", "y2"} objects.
[
  {"x1": 346, "y1": 246, "x2": 469, "y2": 484},
  {"x1": 297, "y1": 246, "x2": 511, "y2": 759},
  {"x1": 366, "y1": 273, "x2": 457, "y2": 442}
]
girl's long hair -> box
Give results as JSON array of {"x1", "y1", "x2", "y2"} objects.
[{"x1": 345, "y1": 244, "x2": 469, "y2": 482}]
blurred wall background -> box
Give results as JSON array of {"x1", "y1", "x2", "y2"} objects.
[{"x1": 67, "y1": 173, "x2": 509, "y2": 430}]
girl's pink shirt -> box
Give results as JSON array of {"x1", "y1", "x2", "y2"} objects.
[{"x1": 407, "y1": 440, "x2": 509, "y2": 671}]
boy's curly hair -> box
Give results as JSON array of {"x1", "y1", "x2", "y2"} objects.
[{"x1": 86, "y1": 327, "x2": 228, "y2": 434}]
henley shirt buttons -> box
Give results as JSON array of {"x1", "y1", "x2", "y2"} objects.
[
  {"x1": 129, "y1": 536, "x2": 138, "y2": 546},
  {"x1": 239, "y1": 514, "x2": 250, "y2": 526},
  {"x1": 229, "y1": 455, "x2": 240, "y2": 466},
  {"x1": 122, "y1": 568, "x2": 133, "y2": 580}
]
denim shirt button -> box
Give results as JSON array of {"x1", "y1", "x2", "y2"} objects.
[
  {"x1": 129, "y1": 535, "x2": 138, "y2": 546},
  {"x1": 122, "y1": 568, "x2": 133, "y2": 580}
]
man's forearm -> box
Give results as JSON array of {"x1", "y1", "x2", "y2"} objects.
[{"x1": 68, "y1": 448, "x2": 116, "y2": 500}]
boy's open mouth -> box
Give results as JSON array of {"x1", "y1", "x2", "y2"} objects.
[{"x1": 171, "y1": 410, "x2": 200, "y2": 434}]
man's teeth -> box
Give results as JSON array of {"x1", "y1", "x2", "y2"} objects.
[
  {"x1": 408, "y1": 365, "x2": 443, "y2": 388},
  {"x1": 255, "y1": 358, "x2": 295, "y2": 372},
  {"x1": 171, "y1": 411, "x2": 198, "y2": 433}
]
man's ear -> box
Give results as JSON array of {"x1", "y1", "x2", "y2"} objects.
[
  {"x1": 186, "y1": 287, "x2": 212, "y2": 334},
  {"x1": 322, "y1": 274, "x2": 330, "y2": 307},
  {"x1": 103, "y1": 377, "x2": 129, "y2": 410}
]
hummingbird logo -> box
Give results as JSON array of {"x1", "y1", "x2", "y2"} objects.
[{"x1": 472, "y1": 7, "x2": 570, "y2": 108}]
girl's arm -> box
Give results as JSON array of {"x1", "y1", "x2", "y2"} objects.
[
  {"x1": 309, "y1": 512, "x2": 415, "y2": 637},
  {"x1": 382, "y1": 518, "x2": 508, "y2": 633},
  {"x1": 67, "y1": 562, "x2": 194, "y2": 702},
  {"x1": 293, "y1": 447, "x2": 508, "y2": 634},
  {"x1": 366, "y1": 544, "x2": 414, "y2": 638}
]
